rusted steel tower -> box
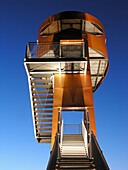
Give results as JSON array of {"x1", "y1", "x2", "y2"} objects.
[{"x1": 24, "y1": 11, "x2": 109, "y2": 169}]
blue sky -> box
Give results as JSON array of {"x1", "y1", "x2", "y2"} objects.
[{"x1": 0, "y1": 0, "x2": 128, "y2": 169}]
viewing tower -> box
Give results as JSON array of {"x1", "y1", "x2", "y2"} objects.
[{"x1": 24, "y1": 11, "x2": 109, "y2": 169}]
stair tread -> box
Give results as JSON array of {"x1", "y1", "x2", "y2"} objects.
[
  {"x1": 32, "y1": 90, "x2": 53, "y2": 94},
  {"x1": 34, "y1": 110, "x2": 52, "y2": 113},
  {"x1": 36, "y1": 119, "x2": 52, "y2": 122},
  {"x1": 35, "y1": 114, "x2": 52, "y2": 118},
  {"x1": 33, "y1": 100, "x2": 53, "y2": 104},
  {"x1": 36, "y1": 123, "x2": 52, "y2": 126},
  {"x1": 31, "y1": 79, "x2": 51, "y2": 83},
  {"x1": 32, "y1": 85, "x2": 52, "y2": 88},
  {"x1": 34, "y1": 105, "x2": 53, "y2": 108},
  {"x1": 33, "y1": 95, "x2": 53, "y2": 99}
]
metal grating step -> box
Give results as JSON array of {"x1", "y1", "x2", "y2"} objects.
[
  {"x1": 35, "y1": 114, "x2": 52, "y2": 118},
  {"x1": 37, "y1": 132, "x2": 51, "y2": 136},
  {"x1": 28, "y1": 74, "x2": 54, "y2": 143},
  {"x1": 34, "y1": 110, "x2": 52, "y2": 113},
  {"x1": 30, "y1": 74, "x2": 52, "y2": 78},
  {"x1": 37, "y1": 127, "x2": 52, "y2": 131},
  {"x1": 31, "y1": 79, "x2": 51, "y2": 83},
  {"x1": 31, "y1": 84, "x2": 52, "y2": 89},
  {"x1": 34, "y1": 105, "x2": 53, "y2": 108},
  {"x1": 36, "y1": 123, "x2": 52, "y2": 127},
  {"x1": 33, "y1": 95, "x2": 53, "y2": 99},
  {"x1": 56, "y1": 157, "x2": 96, "y2": 170},
  {"x1": 36, "y1": 119, "x2": 52, "y2": 122},
  {"x1": 32, "y1": 90, "x2": 53, "y2": 94},
  {"x1": 33, "y1": 100, "x2": 53, "y2": 104}
]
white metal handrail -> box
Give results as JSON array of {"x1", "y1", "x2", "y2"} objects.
[
  {"x1": 60, "y1": 119, "x2": 63, "y2": 147},
  {"x1": 81, "y1": 120, "x2": 88, "y2": 156}
]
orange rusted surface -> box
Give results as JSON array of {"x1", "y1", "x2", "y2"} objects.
[
  {"x1": 36, "y1": 11, "x2": 109, "y2": 148},
  {"x1": 37, "y1": 11, "x2": 109, "y2": 90},
  {"x1": 51, "y1": 72, "x2": 97, "y2": 150}
]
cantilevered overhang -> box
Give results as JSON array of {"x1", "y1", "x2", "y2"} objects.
[
  {"x1": 36, "y1": 11, "x2": 109, "y2": 92},
  {"x1": 25, "y1": 40, "x2": 108, "y2": 92}
]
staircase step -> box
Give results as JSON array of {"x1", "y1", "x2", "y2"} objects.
[
  {"x1": 55, "y1": 165, "x2": 95, "y2": 169},
  {"x1": 62, "y1": 141, "x2": 84, "y2": 143},
  {"x1": 62, "y1": 143, "x2": 84, "y2": 145},
  {"x1": 36, "y1": 123, "x2": 52, "y2": 127},
  {"x1": 32, "y1": 90, "x2": 53, "y2": 94},
  {"x1": 36, "y1": 119, "x2": 52, "y2": 122},
  {"x1": 31, "y1": 74, "x2": 52, "y2": 78},
  {"x1": 37, "y1": 127, "x2": 52, "y2": 131},
  {"x1": 31, "y1": 79, "x2": 51, "y2": 83},
  {"x1": 33, "y1": 95, "x2": 53, "y2": 99},
  {"x1": 61, "y1": 153, "x2": 87, "y2": 156},
  {"x1": 58, "y1": 157, "x2": 94, "y2": 161},
  {"x1": 56, "y1": 162, "x2": 94, "y2": 166},
  {"x1": 34, "y1": 110, "x2": 52, "y2": 113},
  {"x1": 61, "y1": 151, "x2": 87, "y2": 153},
  {"x1": 37, "y1": 132, "x2": 51, "y2": 136},
  {"x1": 57, "y1": 158, "x2": 93, "y2": 162},
  {"x1": 34, "y1": 105, "x2": 53, "y2": 108},
  {"x1": 33, "y1": 100, "x2": 53, "y2": 104},
  {"x1": 35, "y1": 115, "x2": 52, "y2": 118},
  {"x1": 61, "y1": 147, "x2": 86, "y2": 150},
  {"x1": 32, "y1": 85, "x2": 52, "y2": 89}
]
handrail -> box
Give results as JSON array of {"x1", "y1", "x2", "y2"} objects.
[
  {"x1": 47, "y1": 133, "x2": 58, "y2": 170},
  {"x1": 81, "y1": 120, "x2": 88, "y2": 156},
  {"x1": 60, "y1": 119, "x2": 63, "y2": 147},
  {"x1": 26, "y1": 41, "x2": 86, "y2": 59},
  {"x1": 63, "y1": 124, "x2": 81, "y2": 134},
  {"x1": 91, "y1": 131, "x2": 110, "y2": 170}
]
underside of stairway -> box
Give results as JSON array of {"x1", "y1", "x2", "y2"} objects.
[{"x1": 27, "y1": 73, "x2": 53, "y2": 143}]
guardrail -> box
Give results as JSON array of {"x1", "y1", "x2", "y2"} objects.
[
  {"x1": 91, "y1": 131, "x2": 110, "y2": 170},
  {"x1": 47, "y1": 133, "x2": 58, "y2": 170},
  {"x1": 60, "y1": 119, "x2": 63, "y2": 147},
  {"x1": 26, "y1": 41, "x2": 85, "y2": 59},
  {"x1": 81, "y1": 120, "x2": 88, "y2": 156},
  {"x1": 63, "y1": 124, "x2": 81, "y2": 134}
]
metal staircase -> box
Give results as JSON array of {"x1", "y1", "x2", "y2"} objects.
[
  {"x1": 47, "y1": 118, "x2": 109, "y2": 170},
  {"x1": 54, "y1": 120, "x2": 96, "y2": 170},
  {"x1": 55, "y1": 133, "x2": 95, "y2": 169},
  {"x1": 28, "y1": 73, "x2": 53, "y2": 143},
  {"x1": 55, "y1": 157, "x2": 96, "y2": 169},
  {"x1": 60, "y1": 134, "x2": 88, "y2": 157}
]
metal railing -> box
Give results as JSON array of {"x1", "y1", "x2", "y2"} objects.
[
  {"x1": 90, "y1": 131, "x2": 110, "y2": 170},
  {"x1": 63, "y1": 123, "x2": 81, "y2": 134},
  {"x1": 81, "y1": 120, "x2": 88, "y2": 156},
  {"x1": 47, "y1": 133, "x2": 58, "y2": 170},
  {"x1": 60, "y1": 119, "x2": 63, "y2": 147},
  {"x1": 26, "y1": 41, "x2": 85, "y2": 59}
]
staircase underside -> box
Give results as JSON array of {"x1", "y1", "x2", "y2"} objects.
[{"x1": 28, "y1": 73, "x2": 53, "y2": 143}]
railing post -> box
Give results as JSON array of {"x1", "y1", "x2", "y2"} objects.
[
  {"x1": 81, "y1": 120, "x2": 88, "y2": 156},
  {"x1": 57, "y1": 108, "x2": 62, "y2": 159},
  {"x1": 60, "y1": 119, "x2": 63, "y2": 147},
  {"x1": 89, "y1": 132, "x2": 92, "y2": 159}
]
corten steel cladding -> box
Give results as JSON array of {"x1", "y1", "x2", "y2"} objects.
[
  {"x1": 36, "y1": 11, "x2": 109, "y2": 149},
  {"x1": 37, "y1": 11, "x2": 109, "y2": 91}
]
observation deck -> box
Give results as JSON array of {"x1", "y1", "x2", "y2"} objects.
[{"x1": 25, "y1": 39, "x2": 108, "y2": 91}]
